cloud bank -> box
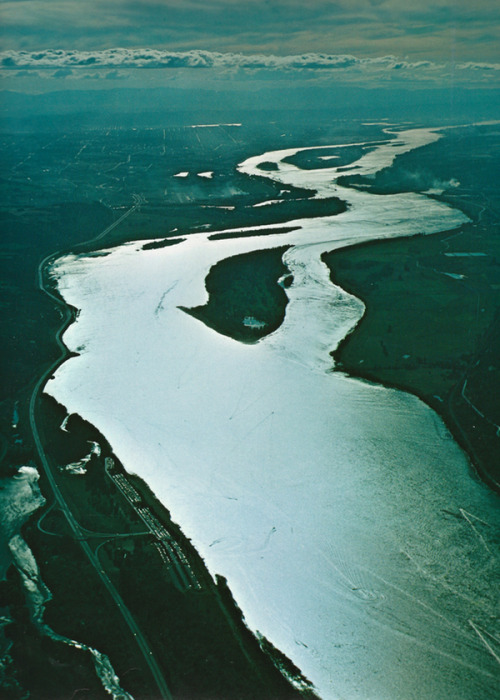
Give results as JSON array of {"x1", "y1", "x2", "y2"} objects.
[
  {"x1": 1, "y1": 0, "x2": 499, "y2": 66},
  {"x1": 0, "y1": 49, "x2": 433, "y2": 70},
  {"x1": 1, "y1": 48, "x2": 499, "y2": 83}
]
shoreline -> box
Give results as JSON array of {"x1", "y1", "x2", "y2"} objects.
[
  {"x1": 6, "y1": 122, "x2": 499, "y2": 699},
  {"x1": 40, "y1": 126, "x2": 500, "y2": 700},
  {"x1": 334, "y1": 344, "x2": 500, "y2": 493},
  {"x1": 6, "y1": 210, "x2": 313, "y2": 698},
  {"x1": 323, "y1": 225, "x2": 500, "y2": 495}
]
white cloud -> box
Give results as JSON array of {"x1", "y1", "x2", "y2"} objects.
[
  {"x1": 0, "y1": 48, "x2": 448, "y2": 72},
  {"x1": 457, "y1": 61, "x2": 500, "y2": 71},
  {"x1": 1, "y1": 49, "x2": 498, "y2": 88}
]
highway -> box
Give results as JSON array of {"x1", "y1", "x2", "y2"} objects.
[
  {"x1": 92, "y1": 194, "x2": 146, "y2": 244},
  {"x1": 29, "y1": 200, "x2": 172, "y2": 700}
]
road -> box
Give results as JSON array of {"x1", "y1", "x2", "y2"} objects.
[
  {"x1": 92, "y1": 194, "x2": 146, "y2": 244},
  {"x1": 29, "y1": 201, "x2": 172, "y2": 700},
  {"x1": 105, "y1": 459, "x2": 201, "y2": 592}
]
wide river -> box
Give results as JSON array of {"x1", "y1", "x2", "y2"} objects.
[{"x1": 46, "y1": 127, "x2": 499, "y2": 699}]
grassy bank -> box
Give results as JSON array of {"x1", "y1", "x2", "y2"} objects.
[
  {"x1": 324, "y1": 216, "x2": 500, "y2": 490},
  {"x1": 324, "y1": 123, "x2": 500, "y2": 492}
]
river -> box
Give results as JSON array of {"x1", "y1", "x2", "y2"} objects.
[{"x1": 45, "y1": 126, "x2": 499, "y2": 699}]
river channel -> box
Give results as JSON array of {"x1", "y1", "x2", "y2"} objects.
[{"x1": 45, "y1": 127, "x2": 499, "y2": 699}]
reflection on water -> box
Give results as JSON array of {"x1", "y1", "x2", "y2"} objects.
[
  {"x1": 46, "y1": 126, "x2": 499, "y2": 699},
  {"x1": 0, "y1": 468, "x2": 133, "y2": 699}
]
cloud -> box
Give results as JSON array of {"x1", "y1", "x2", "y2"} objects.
[
  {"x1": 1, "y1": 1, "x2": 498, "y2": 70},
  {"x1": 1, "y1": 49, "x2": 498, "y2": 90},
  {"x1": 2, "y1": 48, "x2": 497, "y2": 72},
  {"x1": 457, "y1": 61, "x2": 500, "y2": 72},
  {"x1": 0, "y1": 48, "x2": 449, "y2": 72},
  {"x1": 53, "y1": 67, "x2": 73, "y2": 78},
  {"x1": 104, "y1": 69, "x2": 128, "y2": 80}
]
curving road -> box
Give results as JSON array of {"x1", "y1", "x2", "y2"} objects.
[{"x1": 29, "y1": 200, "x2": 172, "y2": 700}]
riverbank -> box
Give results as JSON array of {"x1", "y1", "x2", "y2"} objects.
[
  {"x1": 2, "y1": 224, "x2": 312, "y2": 698},
  {"x1": 0, "y1": 189, "x2": 314, "y2": 698},
  {"x1": 41, "y1": 127, "x2": 500, "y2": 700},
  {"x1": 324, "y1": 213, "x2": 500, "y2": 492},
  {"x1": 3, "y1": 120, "x2": 499, "y2": 699},
  {"x1": 16, "y1": 392, "x2": 313, "y2": 698}
]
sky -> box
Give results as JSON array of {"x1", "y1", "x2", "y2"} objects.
[{"x1": 0, "y1": 0, "x2": 499, "y2": 92}]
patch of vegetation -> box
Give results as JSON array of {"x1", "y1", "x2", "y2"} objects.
[
  {"x1": 258, "y1": 161, "x2": 279, "y2": 171},
  {"x1": 257, "y1": 633, "x2": 317, "y2": 697},
  {"x1": 181, "y1": 246, "x2": 291, "y2": 343},
  {"x1": 209, "y1": 225, "x2": 300, "y2": 241},
  {"x1": 0, "y1": 201, "x2": 114, "y2": 402},
  {"x1": 3, "y1": 610, "x2": 108, "y2": 700},
  {"x1": 282, "y1": 143, "x2": 384, "y2": 170},
  {"x1": 36, "y1": 396, "x2": 144, "y2": 532},
  {"x1": 115, "y1": 546, "x2": 308, "y2": 699},
  {"x1": 324, "y1": 205, "x2": 500, "y2": 488},
  {"x1": 202, "y1": 195, "x2": 346, "y2": 234},
  {"x1": 141, "y1": 237, "x2": 185, "y2": 250}
]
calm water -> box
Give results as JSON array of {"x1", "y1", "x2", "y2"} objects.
[{"x1": 46, "y1": 127, "x2": 499, "y2": 699}]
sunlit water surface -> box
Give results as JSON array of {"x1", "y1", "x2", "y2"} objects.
[{"x1": 46, "y1": 128, "x2": 499, "y2": 699}]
